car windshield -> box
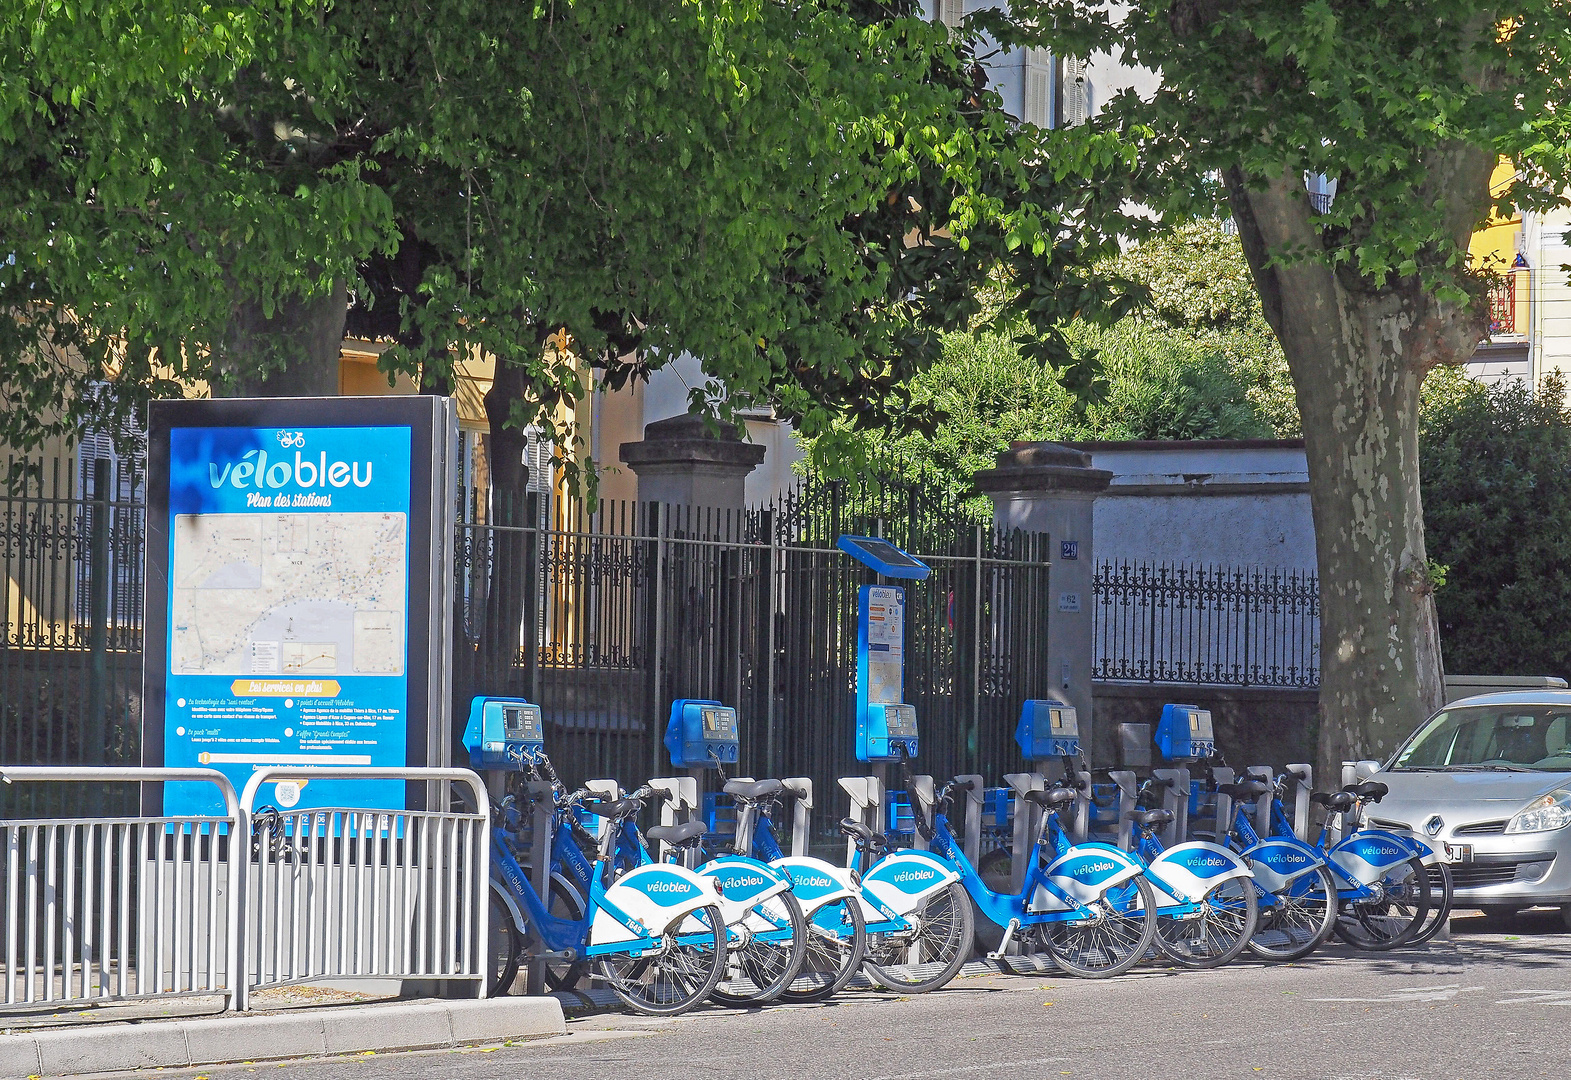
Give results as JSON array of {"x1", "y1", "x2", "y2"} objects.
[{"x1": 1394, "y1": 705, "x2": 1571, "y2": 770}]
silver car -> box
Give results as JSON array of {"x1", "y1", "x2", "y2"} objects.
[{"x1": 1361, "y1": 690, "x2": 1571, "y2": 923}]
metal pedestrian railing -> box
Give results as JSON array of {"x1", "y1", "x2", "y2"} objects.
[
  {"x1": 0, "y1": 767, "x2": 241, "y2": 1010},
  {"x1": 236, "y1": 767, "x2": 490, "y2": 1010},
  {"x1": 0, "y1": 765, "x2": 489, "y2": 1015}
]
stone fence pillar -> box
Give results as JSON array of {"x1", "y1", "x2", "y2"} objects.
[
  {"x1": 619, "y1": 414, "x2": 765, "y2": 512},
  {"x1": 974, "y1": 442, "x2": 1112, "y2": 759}
]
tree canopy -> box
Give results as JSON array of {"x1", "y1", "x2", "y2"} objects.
[
  {"x1": 2, "y1": 0, "x2": 1134, "y2": 480},
  {"x1": 981, "y1": 0, "x2": 1571, "y2": 775}
]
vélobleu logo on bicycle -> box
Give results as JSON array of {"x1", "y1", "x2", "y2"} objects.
[
  {"x1": 644, "y1": 879, "x2": 696, "y2": 896},
  {"x1": 1071, "y1": 859, "x2": 1118, "y2": 877},
  {"x1": 205, "y1": 429, "x2": 377, "y2": 508},
  {"x1": 718, "y1": 873, "x2": 769, "y2": 890}
]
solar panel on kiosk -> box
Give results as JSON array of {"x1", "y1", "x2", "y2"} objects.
[{"x1": 835, "y1": 535, "x2": 931, "y2": 579}]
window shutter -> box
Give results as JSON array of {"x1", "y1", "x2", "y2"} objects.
[
  {"x1": 939, "y1": 0, "x2": 964, "y2": 29},
  {"x1": 1023, "y1": 48, "x2": 1052, "y2": 127},
  {"x1": 1061, "y1": 56, "x2": 1089, "y2": 126}
]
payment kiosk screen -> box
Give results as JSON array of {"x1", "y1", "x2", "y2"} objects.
[
  {"x1": 702, "y1": 707, "x2": 737, "y2": 739},
  {"x1": 504, "y1": 705, "x2": 542, "y2": 741},
  {"x1": 885, "y1": 705, "x2": 917, "y2": 737},
  {"x1": 1190, "y1": 709, "x2": 1214, "y2": 740}
]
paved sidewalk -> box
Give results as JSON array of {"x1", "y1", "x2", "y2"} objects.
[{"x1": 0, "y1": 996, "x2": 564, "y2": 1077}]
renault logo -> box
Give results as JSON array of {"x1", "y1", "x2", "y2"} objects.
[{"x1": 1425, "y1": 815, "x2": 1444, "y2": 837}]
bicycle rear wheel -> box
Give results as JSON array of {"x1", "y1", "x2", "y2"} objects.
[
  {"x1": 1246, "y1": 864, "x2": 1337, "y2": 961},
  {"x1": 1156, "y1": 875, "x2": 1258, "y2": 968},
  {"x1": 864, "y1": 880, "x2": 974, "y2": 993},
  {"x1": 1410, "y1": 861, "x2": 1454, "y2": 945},
  {"x1": 597, "y1": 903, "x2": 727, "y2": 1016},
  {"x1": 1335, "y1": 855, "x2": 1431, "y2": 950},
  {"x1": 1044, "y1": 874, "x2": 1158, "y2": 978},
  {"x1": 711, "y1": 890, "x2": 808, "y2": 1005},
  {"x1": 485, "y1": 889, "x2": 520, "y2": 997},
  {"x1": 781, "y1": 895, "x2": 866, "y2": 1002}
]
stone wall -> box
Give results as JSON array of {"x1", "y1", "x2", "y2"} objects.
[{"x1": 1091, "y1": 680, "x2": 1319, "y2": 771}]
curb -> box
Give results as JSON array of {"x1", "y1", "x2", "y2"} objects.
[{"x1": 0, "y1": 996, "x2": 566, "y2": 1078}]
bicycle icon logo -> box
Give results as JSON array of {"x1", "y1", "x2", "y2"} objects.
[{"x1": 276, "y1": 430, "x2": 306, "y2": 448}]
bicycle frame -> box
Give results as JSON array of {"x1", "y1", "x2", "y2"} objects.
[
  {"x1": 489, "y1": 822, "x2": 721, "y2": 961},
  {"x1": 868, "y1": 799, "x2": 1143, "y2": 929}
]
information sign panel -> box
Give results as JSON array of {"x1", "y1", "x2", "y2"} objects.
[{"x1": 143, "y1": 397, "x2": 455, "y2": 816}]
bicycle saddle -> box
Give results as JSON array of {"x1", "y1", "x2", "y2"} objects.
[
  {"x1": 839, "y1": 818, "x2": 887, "y2": 849},
  {"x1": 723, "y1": 778, "x2": 784, "y2": 801},
  {"x1": 645, "y1": 820, "x2": 708, "y2": 848},
  {"x1": 1311, "y1": 791, "x2": 1357, "y2": 812},
  {"x1": 1344, "y1": 780, "x2": 1389, "y2": 801},
  {"x1": 582, "y1": 796, "x2": 641, "y2": 820},
  {"x1": 1022, "y1": 787, "x2": 1076, "y2": 807},
  {"x1": 1218, "y1": 780, "x2": 1269, "y2": 800},
  {"x1": 1125, "y1": 808, "x2": 1175, "y2": 827}
]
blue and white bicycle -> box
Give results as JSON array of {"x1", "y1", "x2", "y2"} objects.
[
  {"x1": 540, "y1": 776, "x2": 808, "y2": 1006},
  {"x1": 1123, "y1": 777, "x2": 1259, "y2": 968},
  {"x1": 865, "y1": 775, "x2": 1159, "y2": 980},
  {"x1": 486, "y1": 784, "x2": 728, "y2": 1015}
]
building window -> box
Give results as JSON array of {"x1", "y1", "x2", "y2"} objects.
[
  {"x1": 1023, "y1": 48, "x2": 1053, "y2": 128},
  {"x1": 938, "y1": 0, "x2": 964, "y2": 29}
]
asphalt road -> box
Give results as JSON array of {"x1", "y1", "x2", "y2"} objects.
[{"x1": 95, "y1": 909, "x2": 1571, "y2": 1080}]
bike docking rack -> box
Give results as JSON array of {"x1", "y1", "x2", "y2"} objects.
[{"x1": 0, "y1": 764, "x2": 489, "y2": 1017}]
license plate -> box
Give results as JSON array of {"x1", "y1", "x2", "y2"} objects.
[{"x1": 1446, "y1": 843, "x2": 1473, "y2": 863}]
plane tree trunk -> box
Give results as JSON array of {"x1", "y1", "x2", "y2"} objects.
[{"x1": 1223, "y1": 158, "x2": 1493, "y2": 781}]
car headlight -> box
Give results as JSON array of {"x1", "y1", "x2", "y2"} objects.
[{"x1": 1505, "y1": 789, "x2": 1571, "y2": 834}]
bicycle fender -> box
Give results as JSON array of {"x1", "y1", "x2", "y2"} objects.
[
  {"x1": 1040, "y1": 843, "x2": 1143, "y2": 906},
  {"x1": 490, "y1": 878, "x2": 527, "y2": 937},
  {"x1": 1328, "y1": 829, "x2": 1420, "y2": 885},
  {"x1": 770, "y1": 856, "x2": 858, "y2": 915},
  {"x1": 859, "y1": 849, "x2": 961, "y2": 916},
  {"x1": 1242, "y1": 837, "x2": 1325, "y2": 892},
  {"x1": 1145, "y1": 842, "x2": 1253, "y2": 904},
  {"x1": 1370, "y1": 827, "x2": 1444, "y2": 867},
  {"x1": 589, "y1": 864, "x2": 721, "y2": 950},
  {"x1": 695, "y1": 854, "x2": 793, "y2": 925}
]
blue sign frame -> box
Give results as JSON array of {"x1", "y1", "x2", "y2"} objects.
[{"x1": 142, "y1": 397, "x2": 452, "y2": 817}]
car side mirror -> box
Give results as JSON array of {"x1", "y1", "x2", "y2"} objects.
[{"x1": 1353, "y1": 759, "x2": 1381, "y2": 781}]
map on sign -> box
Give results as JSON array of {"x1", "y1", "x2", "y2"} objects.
[
  {"x1": 866, "y1": 586, "x2": 904, "y2": 704},
  {"x1": 170, "y1": 511, "x2": 407, "y2": 677}
]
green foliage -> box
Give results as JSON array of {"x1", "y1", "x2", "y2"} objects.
[
  {"x1": 3, "y1": 0, "x2": 1136, "y2": 468},
  {"x1": 802, "y1": 219, "x2": 1296, "y2": 515},
  {"x1": 1421, "y1": 371, "x2": 1571, "y2": 679}
]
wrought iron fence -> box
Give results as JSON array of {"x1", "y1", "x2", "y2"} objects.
[
  {"x1": 0, "y1": 457, "x2": 145, "y2": 814},
  {"x1": 1093, "y1": 560, "x2": 1320, "y2": 687},
  {"x1": 453, "y1": 471, "x2": 1056, "y2": 841},
  {"x1": 0, "y1": 451, "x2": 1054, "y2": 840}
]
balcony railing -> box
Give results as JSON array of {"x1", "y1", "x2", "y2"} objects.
[{"x1": 1489, "y1": 275, "x2": 1516, "y2": 335}]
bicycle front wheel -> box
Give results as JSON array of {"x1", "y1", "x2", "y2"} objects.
[
  {"x1": 1335, "y1": 855, "x2": 1431, "y2": 950},
  {"x1": 864, "y1": 880, "x2": 974, "y2": 993},
  {"x1": 1246, "y1": 864, "x2": 1337, "y2": 962},
  {"x1": 781, "y1": 894, "x2": 867, "y2": 1002},
  {"x1": 1155, "y1": 875, "x2": 1258, "y2": 969},
  {"x1": 711, "y1": 890, "x2": 808, "y2": 1005},
  {"x1": 1044, "y1": 873, "x2": 1158, "y2": 978},
  {"x1": 597, "y1": 903, "x2": 727, "y2": 1016}
]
